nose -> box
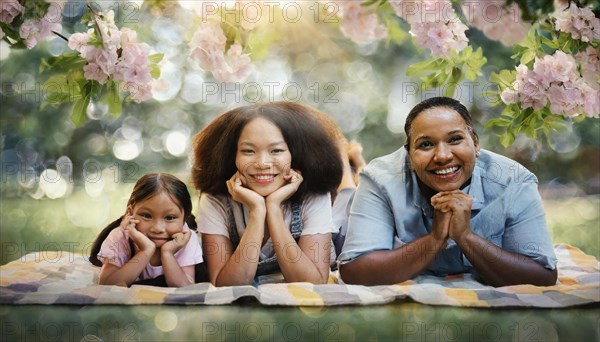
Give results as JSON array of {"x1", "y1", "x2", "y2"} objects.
[
  {"x1": 150, "y1": 220, "x2": 166, "y2": 234},
  {"x1": 255, "y1": 152, "x2": 274, "y2": 170},
  {"x1": 433, "y1": 143, "x2": 452, "y2": 164}
]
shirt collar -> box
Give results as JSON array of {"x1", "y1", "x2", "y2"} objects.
[{"x1": 464, "y1": 160, "x2": 485, "y2": 210}]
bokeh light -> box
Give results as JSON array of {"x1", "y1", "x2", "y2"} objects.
[
  {"x1": 164, "y1": 130, "x2": 189, "y2": 157},
  {"x1": 154, "y1": 310, "x2": 178, "y2": 332},
  {"x1": 113, "y1": 139, "x2": 143, "y2": 161},
  {"x1": 39, "y1": 169, "x2": 68, "y2": 199}
]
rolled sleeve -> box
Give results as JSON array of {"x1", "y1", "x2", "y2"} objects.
[
  {"x1": 301, "y1": 193, "x2": 337, "y2": 235},
  {"x1": 503, "y1": 181, "x2": 557, "y2": 270},
  {"x1": 174, "y1": 225, "x2": 204, "y2": 266},
  {"x1": 197, "y1": 194, "x2": 230, "y2": 238}
]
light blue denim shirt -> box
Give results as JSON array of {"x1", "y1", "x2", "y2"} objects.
[{"x1": 339, "y1": 148, "x2": 557, "y2": 276}]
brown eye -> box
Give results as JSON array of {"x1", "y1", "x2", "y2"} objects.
[
  {"x1": 449, "y1": 136, "x2": 463, "y2": 143},
  {"x1": 418, "y1": 141, "x2": 433, "y2": 149}
]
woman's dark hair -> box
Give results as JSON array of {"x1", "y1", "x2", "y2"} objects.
[
  {"x1": 192, "y1": 101, "x2": 343, "y2": 205},
  {"x1": 89, "y1": 173, "x2": 196, "y2": 266},
  {"x1": 404, "y1": 97, "x2": 478, "y2": 150}
]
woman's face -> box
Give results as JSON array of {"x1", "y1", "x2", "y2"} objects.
[
  {"x1": 235, "y1": 117, "x2": 292, "y2": 197},
  {"x1": 408, "y1": 106, "x2": 479, "y2": 193}
]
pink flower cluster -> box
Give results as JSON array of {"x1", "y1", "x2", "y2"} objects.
[
  {"x1": 461, "y1": 1, "x2": 531, "y2": 46},
  {"x1": 553, "y1": 3, "x2": 600, "y2": 43},
  {"x1": 501, "y1": 51, "x2": 599, "y2": 118},
  {"x1": 575, "y1": 46, "x2": 600, "y2": 79},
  {"x1": 18, "y1": 1, "x2": 63, "y2": 49},
  {"x1": 0, "y1": 0, "x2": 23, "y2": 24},
  {"x1": 188, "y1": 22, "x2": 253, "y2": 83},
  {"x1": 389, "y1": 0, "x2": 468, "y2": 57},
  {"x1": 68, "y1": 11, "x2": 154, "y2": 102},
  {"x1": 332, "y1": 0, "x2": 388, "y2": 45}
]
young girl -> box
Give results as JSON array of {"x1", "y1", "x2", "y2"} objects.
[
  {"x1": 89, "y1": 173, "x2": 204, "y2": 287},
  {"x1": 192, "y1": 102, "x2": 343, "y2": 286}
]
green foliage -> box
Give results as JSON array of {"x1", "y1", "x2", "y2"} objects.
[{"x1": 406, "y1": 46, "x2": 487, "y2": 97}]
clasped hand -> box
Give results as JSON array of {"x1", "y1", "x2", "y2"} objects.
[{"x1": 430, "y1": 190, "x2": 473, "y2": 244}]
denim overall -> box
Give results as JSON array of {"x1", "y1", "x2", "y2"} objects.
[{"x1": 224, "y1": 198, "x2": 303, "y2": 277}]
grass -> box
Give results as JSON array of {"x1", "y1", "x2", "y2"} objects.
[{"x1": 1, "y1": 186, "x2": 598, "y2": 265}]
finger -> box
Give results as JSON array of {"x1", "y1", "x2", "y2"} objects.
[{"x1": 237, "y1": 173, "x2": 248, "y2": 186}]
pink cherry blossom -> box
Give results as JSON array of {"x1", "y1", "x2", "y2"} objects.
[
  {"x1": 461, "y1": 1, "x2": 530, "y2": 45},
  {"x1": 189, "y1": 22, "x2": 254, "y2": 83},
  {"x1": 533, "y1": 51, "x2": 577, "y2": 85},
  {"x1": 67, "y1": 32, "x2": 90, "y2": 52},
  {"x1": 211, "y1": 43, "x2": 254, "y2": 83},
  {"x1": 0, "y1": 0, "x2": 24, "y2": 24},
  {"x1": 554, "y1": 4, "x2": 600, "y2": 42},
  {"x1": 83, "y1": 62, "x2": 109, "y2": 84},
  {"x1": 575, "y1": 46, "x2": 600, "y2": 92},
  {"x1": 121, "y1": 82, "x2": 153, "y2": 103},
  {"x1": 335, "y1": 0, "x2": 388, "y2": 45},
  {"x1": 67, "y1": 10, "x2": 157, "y2": 102},
  {"x1": 19, "y1": 4, "x2": 63, "y2": 49},
  {"x1": 502, "y1": 50, "x2": 599, "y2": 118},
  {"x1": 391, "y1": 0, "x2": 468, "y2": 57}
]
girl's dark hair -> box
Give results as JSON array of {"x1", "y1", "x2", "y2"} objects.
[
  {"x1": 192, "y1": 101, "x2": 343, "y2": 205},
  {"x1": 404, "y1": 97, "x2": 478, "y2": 150},
  {"x1": 89, "y1": 173, "x2": 196, "y2": 266}
]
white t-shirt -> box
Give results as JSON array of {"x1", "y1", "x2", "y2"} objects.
[
  {"x1": 197, "y1": 193, "x2": 337, "y2": 261},
  {"x1": 97, "y1": 223, "x2": 203, "y2": 281}
]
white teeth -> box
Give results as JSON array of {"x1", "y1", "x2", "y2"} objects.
[
  {"x1": 433, "y1": 166, "x2": 459, "y2": 175},
  {"x1": 254, "y1": 175, "x2": 275, "y2": 180}
]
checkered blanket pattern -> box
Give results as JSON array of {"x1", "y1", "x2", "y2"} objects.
[{"x1": 1, "y1": 244, "x2": 597, "y2": 307}]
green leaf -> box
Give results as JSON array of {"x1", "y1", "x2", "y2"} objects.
[
  {"x1": 521, "y1": 50, "x2": 536, "y2": 65},
  {"x1": 490, "y1": 70, "x2": 517, "y2": 89},
  {"x1": 406, "y1": 58, "x2": 446, "y2": 76},
  {"x1": 540, "y1": 35, "x2": 558, "y2": 49},
  {"x1": 103, "y1": 80, "x2": 122, "y2": 116},
  {"x1": 485, "y1": 118, "x2": 512, "y2": 128},
  {"x1": 150, "y1": 64, "x2": 161, "y2": 79},
  {"x1": 499, "y1": 131, "x2": 515, "y2": 147},
  {"x1": 361, "y1": 0, "x2": 381, "y2": 7},
  {"x1": 148, "y1": 53, "x2": 164, "y2": 64},
  {"x1": 70, "y1": 81, "x2": 94, "y2": 126},
  {"x1": 385, "y1": 18, "x2": 407, "y2": 45},
  {"x1": 71, "y1": 92, "x2": 91, "y2": 126}
]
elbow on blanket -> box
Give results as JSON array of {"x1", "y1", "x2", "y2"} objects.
[
  {"x1": 339, "y1": 261, "x2": 370, "y2": 285},
  {"x1": 529, "y1": 267, "x2": 558, "y2": 287}
]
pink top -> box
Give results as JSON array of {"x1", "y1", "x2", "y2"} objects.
[{"x1": 97, "y1": 223, "x2": 203, "y2": 281}]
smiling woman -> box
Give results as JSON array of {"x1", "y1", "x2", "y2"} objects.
[
  {"x1": 191, "y1": 101, "x2": 343, "y2": 286},
  {"x1": 339, "y1": 97, "x2": 558, "y2": 287}
]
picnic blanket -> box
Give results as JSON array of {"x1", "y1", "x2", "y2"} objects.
[{"x1": 0, "y1": 244, "x2": 598, "y2": 307}]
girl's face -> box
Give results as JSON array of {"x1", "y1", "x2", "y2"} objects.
[
  {"x1": 408, "y1": 106, "x2": 479, "y2": 193},
  {"x1": 235, "y1": 117, "x2": 292, "y2": 197},
  {"x1": 130, "y1": 190, "x2": 185, "y2": 247}
]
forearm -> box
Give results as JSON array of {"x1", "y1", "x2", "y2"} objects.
[
  {"x1": 161, "y1": 252, "x2": 194, "y2": 287},
  {"x1": 214, "y1": 211, "x2": 265, "y2": 286},
  {"x1": 338, "y1": 162, "x2": 357, "y2": 191},
  {"x1": 457, "y1": 232, "x2": 557, "y2": 287},
  {"x1": 267, "y1": 208, "x2": 328, "y2": 284},
  {"x1": 340, "y1": 234, "x2": 447, "y2": 285},
  {"x1": 99, "y1": 250, "x2": 153, "y2": 286}
]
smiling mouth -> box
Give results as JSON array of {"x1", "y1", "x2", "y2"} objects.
[
  {"x1": 429, "y1": 166, "x2": 460, "y2": 175},
  {"x1": 252, "y1": 174, "x2": 277, "y2": 184}
]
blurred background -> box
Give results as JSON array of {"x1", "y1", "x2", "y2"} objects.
[{"x1": 1, "y1": 1, "x2": 598, "y2": 265}]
